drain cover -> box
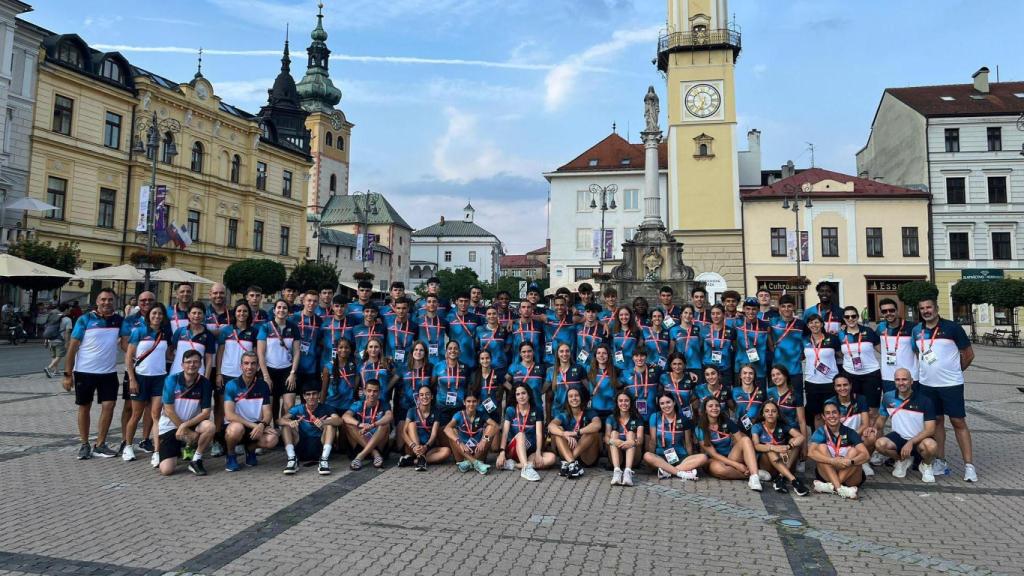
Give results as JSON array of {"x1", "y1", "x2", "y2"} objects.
[{"x1": 780, "y1": 518, "x2": 804, "y2": 528}]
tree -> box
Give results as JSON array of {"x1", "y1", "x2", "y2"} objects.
[
  {"x1": 897, "y1": 280, "x2": 939, "y2": 317},
  {"x1": 223, "y1": 259, "x2": 286, "y2": 297},
  {"x1": 986, "y1": 279, "x2": 1024, "y2": 344},
  {"x1": 289, "y1": 261, "x2": 339, "y2": 293},
  {"x1": 6, "y1": 238, "x2": 80, "y2": 313},
  {"x1": 414, "y1": 267, "x2": 482, "y2": 300},
  {"x1": 951, "y1": 279, "x2": 989, "y2": 342}
]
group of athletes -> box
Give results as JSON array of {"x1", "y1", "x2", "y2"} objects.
[{"x1": 63, "y1": 276, "x2": 977, "y2": 499}]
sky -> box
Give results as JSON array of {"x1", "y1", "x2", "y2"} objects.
[{"x1": 24, "y1": 0, "x2": 1024, "y2": 253}]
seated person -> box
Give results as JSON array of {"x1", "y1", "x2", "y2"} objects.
[
  {"x1": 875, "y1": 367, "x2": 939, "y2": 483},
  {"x1": 279, "y1": 383, "x2": 341, "y2": 476},
  {"x1": 548, "y1": 385, "x2": 601, "y2": 479},
  {"x1": 644, "y1": 391, "x2": 707, "y2": 482},
  {"x1": 808, "y1": 401, "x2": 870, "y2": 499},
  {"x1": 342, "y1": 379, "x2": 393, "y2": 470},
  {"x1": 223, "y1": 351, "x2": 279, "y2": 471},
  {"x1": 695, "y1": 396, "x2": 762, "y2": 491},
  {"x1": 400, "y1": 383, "x2": 451, "y2": 471},
  {"x1": 445, "y1": 388, "x2": 497, "y2": 474},
  {"x1": 157, "y1": 350, "x2": 215, "y2": 477},
  {"x1": 751, "y1": 400, "x2": 807, "y2": 496},
  {"x1": 495, "y1": 384, "x2": 557, "y2": 482}
]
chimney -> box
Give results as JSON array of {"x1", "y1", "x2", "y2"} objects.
[
  {"x1": 747, "y1": 129, "x2": 761, "y2": 150},
  {"x1": 439, "y1": 215, "x2": 445, "y2": 226},
  {"x1": 781, "y1": 160, "x2": 795, "y2": 179},
  {"x1": 972, "y1": 67, "x2": 990, "y2": 93}
]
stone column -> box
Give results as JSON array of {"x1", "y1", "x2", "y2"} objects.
[{"x1": 640, "y1": 129, "x2": 663, "y2": 230}]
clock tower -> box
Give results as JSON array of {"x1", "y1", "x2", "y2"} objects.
[
  {"x1": 296, "y1": 3, "x2": 352, "y2": 214},
  {"x1": 658, "y1": 0, "x2": 743, "y2": 291}
]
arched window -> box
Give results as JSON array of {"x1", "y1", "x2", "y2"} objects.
[
  {"x1": 190, "y1": 141, "x2": 204, "y2": 172},
  {"x1": 160, "y1": 132, "x2": 175, "y2": 164},
  {"x1": 57, "y1": 42, "x2": 83, "y2": 68},
  {"x1": 699, "y1": 143, "x2": 708, "y2": 156},
  {"x1": 337, "y1": 136, "x2": 344, "y2": 150},
  {"x1": 100, "y1": 59, "x2": 123, "y2": 83},
  {"x1": 230, "y1": 154, "x2": 241, "y2": 183},
  {"x1": 329, "y1": 174, "x2": 337, "y2": 193},
  {"x1": 325, "y1": 131, "x2": 333, "y2": 147}
]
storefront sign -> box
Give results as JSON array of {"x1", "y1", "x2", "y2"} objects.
[{"x1": 961, "y1": 269, "x2": 1003, "y2": 281}]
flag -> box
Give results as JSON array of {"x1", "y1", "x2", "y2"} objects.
[
  {"x1": 153, "y1": 185, "x2": 170, "y2": 245},
  {"x1": 167, "y1": 222, "x2": 193, "y2": 250},
  {"x1": 135, "y1": 186, "x2": 150, "y2": 232}
]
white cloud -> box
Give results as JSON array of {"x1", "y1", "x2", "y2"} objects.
[
  {"x1": 544, "y1": 24, "x2": 660, "y2": 112},
  {"x1": 83, "y1": 15, "x2": 123, "y2": 29},
  {"x1": 432, "y1": 107, "x2": 544, "y2": 184},
  {"x1": 208, "y1": 0, "x2": 484, "y2": 30},
  {"x1": 211, "y1": 78, "x2": 273, "y2": 107}
]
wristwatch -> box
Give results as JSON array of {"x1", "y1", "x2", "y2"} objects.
[{"x1": 63, "y1": 372, "x2": 72, "y2": 377}]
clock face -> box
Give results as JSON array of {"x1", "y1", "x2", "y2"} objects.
[
  {"x1": 195, "y1": 82, "x2": 209, "y2": 100},
  {"x1": 330, "y1": 112, "x2": 343, "y2": 130},
  {"x1": 684, "y1": 84, "x2": 721, "y2": 118}
]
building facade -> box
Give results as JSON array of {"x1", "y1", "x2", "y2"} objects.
[
  {"x1": 313, "y1": 227, "x2": 392, "y2": 290},
  {"x1": 411, "y1": 203, "x2": 503, "y2": 285},
  {"x1": 317, "y1": 191, "x2": 411, "y2": 291},
  {"x1": 856, "y1": 67, "x2": 1024, "y2": 331},
  {"x1": 742, "y1": 168, "x2": 931, "y2": 319},
  {"x1": 499, "y1": 254, "x2": 546, "y2": 280}
]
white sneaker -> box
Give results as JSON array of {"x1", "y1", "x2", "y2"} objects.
[
  {"x1": 836, "y1": 485, "x2": 858, "y2": 499},
  {"x1": 869, "y1": 451, "x2": 886, "y2": 466},
  {"x1": 964, "y1": 463, "x2": 978, "y2": 482},
  {"x1": 121, "y1": 445, "x2": 136, "y2": 462},
  {"x1": 919, "y1": 462, "x2": 935, "y2": 483},
  {"x1": 656, "y1": 468, "x2": 672, "y2": 480},
  {"x1": 861, "y1": 463, "x2": 875, "y2": 477},
  {"x1": 210, "y1": 441, "x2": 224, "y2": 457},
  {"x1": 611, "y1": 468, "x2": 623, "y2": 486},
  {"x1": 892, "y1": 457, "x2": 913, "y2": 478},
  {"x1": 795, "y1": 460, "x2": 806, "y2": 474},
  {"x1": 757, "y1": 469, "x2": 772, "y2": 482},
  {"x1": 622, "y1": 468, "x2": 635, "y2": 487},
  {"x1": 812, "y1": 480, "x2": 835, "y2": 494},
  {"x1": 747, "y1": 474, "x2": 763, "y2": 492},
  {"x1": 150, "y1": 453, "x2": 159, "y2": 468},
  {"x1": 254, "y1": 448, "x2": 265, "y2": 455},
  {"x1": 521, "y1": 465, "x2": 540, "y2": 482},
  {"x1": 932, "y1": 457, "x2": 948, "y2": 476},
  {"x1": 502, "y1": 459, "x2": 516, "y2": 471},
  {"x1": 676, "y1": 468, "x2": 698, "y2": 481}
]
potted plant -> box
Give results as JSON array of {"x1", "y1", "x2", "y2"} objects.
[
  {"x1": 129, "y1": 250, "x2": 167, "y2": 271},
  {"x1": 353, "y1": 271, "x2": 375, "y2": 282}
]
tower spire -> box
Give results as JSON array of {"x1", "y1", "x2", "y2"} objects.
[
  {"x1": 194, "y1": 47, "x2": 203, "y2": 79},
  {"x1": 281, "y1": 24, "x2": 291, "y2": 73}
]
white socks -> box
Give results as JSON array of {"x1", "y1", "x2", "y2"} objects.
[
  {"x1": 285, "y1": 444, "x2": 296, "y2": 459},
  {"x1": 321, "y1": 444, "x2": 332, "y2": 460}
]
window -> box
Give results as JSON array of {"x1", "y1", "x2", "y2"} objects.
[
  {"x1": 576, "y1": 190, "x2": 591, "y2": 212},
  {"x1": 97, "y1": 188, "x2": 116, "y2": 228},
  {"x1": 444, "y1": 251, "x2": 452, "y2": 262},
  {"x1": 994, "y1": 306, "x2": 1014, "y2": 326},
  {"x1": 866, "y1": 227, "x2": 883, "y2": 257},
  {"x1": 902, "y1": 227, "x2": 919, "y2": 257},
  {"x1": 623, "y1": 189, "x2": 639, "y2": 210},
  {"x1": 329, "y1": 174, "x2": 337, "y2": 193},
  {"x1": 227, "y1": 218, "x2": 238, "y2": 248},
  {"x1": 52, "y1": 95, "x2": 73, "y2": 135},
  {"x1": 770, "y1": 227, "x2": 787, "y2": 257},
  {"x1": 574, "y1": 268, "x2": 594, "y2": 281},
  {"x1": 280, "y1": 226, "x2": 290, "y2": 256},
  {"x1": 282, "y1": 170, "x2": 293, "y2": 198},
  {"x1": 949, "y1": 232, "x2": 969, "y2": 260},
  {"x1": 987, "y1": 127, "x2": 1002, "y2": 152},
  {"x1": 988, "y1": 176, "x2": 1007, "y2": 204},
  {"x1": 46, "y1": 177, "x2": 66, "y2": 220},
  {"x1": 587, "y1": 159, "x2": 598, "y2": 167},
  {"x1": 190, "y1": 142, "x2": 204, "y2": 172},
  {"x1": 230, "y1": 155, "x2": 240, "y2": 183},
  {"x1": 699, "y1": 143, "x2": 709, "y2": 156},
  {"x1": 946, "y1": 177, "x2": 966, "y2": 204},
  {"x1": 187, "y1": 210, "x2": 200, "y2": 242},
  {"x1": 821, "y1": 227, "x2": 839, "y2": 257},
  {"x1": 256, "y1": 161, "x2": 267, "y2": 190},
  {"x1": 992, "y1": 232, "x2": 1012, "y2": 260},
  {"x1": 253, "y1": 220, "x2": 264, "y2": 252},
  {"x1": 99, "y1": 59, "x2": 122, "y2": 83},
  {"x1": 624, "y1": 227, "x2": 636, "y2": 241},
  {"x1": 103, "y1": 112, "x2": 121, "y2": 149},
  {"x1": 468, "y1": 250, "x2": 477, "y2": 262},
  {"x1": 944, "y1": 128, "x2": 959, "y2": 153},
  {"x1": 337, "y1": 136, "x2": 344, "y2": 150},
  {"x1": 56, "y1": 43, "x2": 81, "y2": 68},
  {"x1": 161, "y1": 132, "x2": 175, "y2": 164},
  {"x1": 576, "y1": 228, "x2": 590, "y2": 250},
  {"x1": 325, "y1": 132, "x2": 333, "y2": 147}
]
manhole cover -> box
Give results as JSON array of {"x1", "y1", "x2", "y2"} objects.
[{"x1": 779, "y1": 518, "x2": 803, "y2": 528}]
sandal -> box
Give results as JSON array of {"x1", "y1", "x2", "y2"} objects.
[
  {"x1": 350, "y1": 458, "x2": 362, "y2": 470},
  {"x1": 373, "y1": 455, "x2": 384, "y2": 468}
]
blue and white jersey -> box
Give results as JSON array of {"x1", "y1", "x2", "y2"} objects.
[
  {"x1": 838, "y1": 326, "x2": 881, "y2": 375},
  {"x1": 169, "y1": 326, "x2": 216, "y2": 375},
  {"x1": 880, "y1": 389, "x2": 935, "y2": 441},
  {"x1": 670, "y1": 324, "x2": 703, "y2": 370},
  {"x1": 694, "y1": 419, "x2": 740, "y2": 457},
  {"x1": 257, "y1": 319, "x2": 298, "y2": 370},
  {"x1": 359, "y1": 360, "x2": 393, "y2": 399},
  {"x1": 416, "y1": 314, "x2": 448, "y2": 364},
  {"x1": 659, "y1": 372, "x2": 696, "y2": 419},
  {"x1": 476, "y1": 324, "x2": 511, "y2": 370},
  {"x1": 621, "y1": 365, "x2": 660, "y2": 420},
  {"x1": 610, "y1": 328, "x2": 639, "y2": 371},
  {"x1": 803, "y1": 303, "x2": 844, "y2": 335},
  {"x1": 326, "y1": 359, "x2": 359, "y2": 412},
  {"x1": 447, "y1": 311, "x2": 481, "y2": 367},
  {"x1": 574, "y1": 323, "x2": 606, "y2": 368},
  {"x1": 349, "y1": 399, "x2": 391, "y2": 435},
  {"x1": 543, "y1": 315, "x2": 576, "y2": 366},
  {"x1": 204, "y1": 304, "x2": 230, "y2": 334},
  {"x1": 810, "y1": 424, "x2": 862, "y2": 458},
  {"x1": 385, "y1": 318, "x2": 417, "y2": 368},
  {"x1": 509, "y1": 319, "x2": 544, "y2": 363},
  {"x1": 158, "y1": 373, "x2": 212, "y2": 434},
  {"x1": 224, "y1": 376, "x2": 271, "y2": 424},
  {"x1": 508, "y1": 361, "x2": 545, "y2": 403},
  {"x1": 119, "y1": 312, "x2": 146, "y2": 339},
  {"x1": 129, "y1": 325, "x2": 171, "y2": 377},
  {"x1": 588, "y1": 367, "x2": 616, "y2": 414},
  {"x1": 641, "y1": 326, "x2": 672, "y2": 370},
  {"x1": 344, "y1": 301, "x2": 370, "y2": 326},
  {"x1": 70, "y1": 312, "x2": 123, "y2": 374},
  {"x1": 168, "y1": 305, "x2": 191, "y2": 334},
  {"x1": 768, "y1": 317, "x2": 806, "y2": 378},
  {"x1": 700, "y1": 324, "x2": 735, "y2": 376},
  {"x1": 802, "y1": 334, "x2": 842, "y2": 385},
  {"x1": 766, "y1": 385, "x2": 800, "y2": 430},
  {"x1": 289, "y1": 312, "x2": 322, "y2": 374},
  {"x1": 217, "y1": 326, "x2": 257, "y2": 379},
  {"x1": 605, "y1": 413, "x2": 641, "y2": 442},
  {"x1": 320, "y1": 316, "x2": 354, "y2": 363},
  {"x1": 433, "y1": 361, "x2": 469, "y2": 409},
  {"x1": 877, "y1": 319, "x2": 917, "y2": 382},
  {"x1": 827, "y1": 394, "x2": 870, "y2": 431},
  {"x1": 406, "y1": 406, "x2": 437, "y2": 445},
  {"x1": 911, "y1": 319, "x2": 970, "y2": 388},
  {"x1": 731, "y1": 385, "x2": 766, "y2": 430}
]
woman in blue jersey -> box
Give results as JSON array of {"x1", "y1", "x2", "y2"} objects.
[
  {"x1": 322, "y1": 338, "x2": 359, "y2": 419},
  {"x1": 643, "y1": 391, "x2": 706, "y2": 482},
  {"x1": 257, "y1": 299, "x2": 301, "y2": 421},
  {"x1": 471, "y1": 348, "x2": 504, "y2": 429},
  {"x1": 475, "y1": 306, "x2": 510, "y2": 371},
  {"x1": 609, "y1": 306, "x2": 640, "y2": 371},
  {"x1": 621, "y1": 347, "x2": 660, "y2": 422},
  {"x1": 694, "y1": 366, "x2": 732, "y2": 416},
  {"x1": 216, "y1": 301, "x2": 257, "y2": 391},
  {"x1": 170, "y1": 303, "x2": 216, "y2": 378},
  {"x1": 828, "y1": 374, "x2": 877, "y2": 477},
  {"x1": 506, "y1": 341, "x2": 545, "y2": 411},
  {"x1": 445, "y1": 388, "x2": 497, "y2": 474},
  {"x1": 496, "y1": 384, "x2": 556, "y2": 481},
  {"x1": 642, "y1": 309, "x2": 672, "y2": 370},
  {"x1": 393, "y1": 341, "x2": 431, "y2": 456},
  {"x1": 751, "y1": 400, "x2": 808, "y2": 495},
  {"x1": 766, "y1": 365, "x2": 806, "y2": 473},
  {"x1": 670, "y1": 304, "x2": 703, "y2": 384},
  {"x1": 660, "y1": 353, "x2": 697, "y2": 421},
  {"x1": 545, "y1": 342, "x2": 587, "y2": 417},
  {"x1": 605, "y1": 391, "x2": 642, "y2": 486},
  {"x1": 802, "y1": 314, "x2": 843, "y2": 429},
  {"x1": 701, "y1": 304, "x2": 735, "y2": 385},
  {"x1": 731, "y1": 364, "x2": 765, "y2": 434},
  {"x1": 359, "y1": 338, "x2": 395, "y2": 403},
  {"x1": 124, "y1": 303, "x2": 171, "y2": 462},
  {"x1": 696, "y1": 396, "x2": 763, "y2": 491},
  {"x1": 433, "y1": 340, "x2": 469, "y2": 427},
  {"x1": 549, "y1": 385, "x2": 601, "y2": 478},
  {"x1": 586, "y1": 344, "x2": 618, "y2": 421},
  {"x1": 399, "y1": 384, "x2": 450, "y2": 471}
]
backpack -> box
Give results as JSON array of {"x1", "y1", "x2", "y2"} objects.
[{"x1": 42, "y1": 312, "x2": 64, "y2": 340}]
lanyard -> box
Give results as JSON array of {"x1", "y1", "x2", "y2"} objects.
[
  {"x1": 235, "y1": 377, "x2": 259, "y2": 401},
  {"x1": 298, "y1": 314, "x2": 315, "y2": 336},
  {"x1": 743, "y1": 386, "x2": 760, "y2": 413},
  {"x1": 660, "y1": 414, "x2": 677, "y2": 448},
  {"x1": 843, "y1": 330, "x2": 864, "y2": 358},
  {"x1": 515, "y1": 407, "x2": 531, "y2": 433},
  {"x1": 778, "y1": 319, "x2": 799, "y2": 342},
  {"x1": 616, "y1": 330, "x2": 635, "y2": 345},
  {"x1": 175, "y1": 375, "x2": 200, "y2": 399},
  {"x1": 304, "y1": 403, "x2": 321, "y2": 425},
  {"x1": 777, "y1": 387, "x2": 792, "y2": 408},
  {"x1": 446, "y1": 364, "x2": 462, "y2": 390},
  {"x1": 135, "y1": 329, "x2": 163, "y2": 363},
  {"x1": 841, "y1": 396, "x2": 859, "y2": 425},
  {"x1": 362, "y1": 361, "x2": 382, "y2": 383},
  {"x1": 581, "y1": 323, "x2": 599, "y2": 343},
  {"x1": 711, "y1": 423, "x2": 730, "y2": 443},
  {"x1": 633, "y1": 367, "x2": 650, "y2": 395},
  {"x1": 811, "y1": 334, "x2": 826, "y2": 366},
  {"x1": 391, "y1": 320, "x2": 413, "y2": 350},
  {"x1": 327, "y1": 317, "x2": 346, "y2": 343},
  {"x1": 920, "y1": 325, "x2": 941, "y2": 353},
  {"x1": 519, "y1": 363, "x2": 540, "y2": 384},
  {"x1": 558, "y1": 366, "x2": 575, "y2": 389},
  {"x1": 888, "y1": 396, "x2": 912, "y2": 418},
  {"x1": 764, "y1": 423, "x2": 782, "y2": 445},
  {"x1": 709, "y1": 325, "x2": 724, "y2": 351},
  {"x1": 592, "y1": 367, "x2": 610, "y2": 396},
  {"x1": 569, "y1": 409, "x2": 583, "y2": 434},
  {"x1": 482, "y1": 369, "x2": 496, "y2": 393},
  {"x1": 422, "y1": 316, "x2": 442, "y2": 342},
  {"x1": 452, "y1": 313, "x2": 472, "y2": 334},
  {"x1": 617, "y1": 415, "x2": 631, "y2": 436},
  {"x1": 516, "y1": 320, "x2": 537, "y2": 339},
  {"x1": 818, "y1": 305, "x2": 834, "y2": 326},
  {"x1": 647, "y1": 329, "x2": 667, "y2": 354},
  {"x1": 361, "y1": 401, "x2": 379, "y2": 425},
  {"x1": 415, "y1": 406, "x2": 432, "y2": 431},
  {"x1": 825, "y1": 427, "x2": 843, "y2": 456},
  {"x1": 271, "y1": 320, "x2": 289, "y2": 350},
  {"x1": 405, "y1": 365, "x2": 427, "y2": 398},
  {"x1": 678, "y1": 326, "x2": 695, "y2": 354},
  {"x1": 184, "y1": 327, "x2": 203, "y2": 352},
  {"x1": 335, "y1": 358, "x2": 354, "y2": 389},
  {"x1": 551, "y1": 316, "x2": 569, "y2": 340},
  {"x1": 742, "y1": 322, "x2": 758, "y2": 349},
  {"x1": 883, "y1": 321, "x2": 904, "y2": 353},
  {"x1": 462, "y1": 410, "x2": 478, "y2": 436}
]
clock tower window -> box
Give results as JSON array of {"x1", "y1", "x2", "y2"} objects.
[{"x1": 325, "y1": 131, "x2": 333, "y2": 147}]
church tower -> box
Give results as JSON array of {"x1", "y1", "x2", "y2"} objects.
[
  {"x1": 658, "y1": 0, "x2": 743, "y2": 291},
  {"x1": 296, "y1": 2, "x2": 352, "y2": 214}
]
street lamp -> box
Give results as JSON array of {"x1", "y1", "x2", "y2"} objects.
[
  {"x1": 132, "y1": 111, "x2": 180, "y2": 292},
  {"x1": 589, "y1": 183, "x2": 617, "y2": 271},
  {"x1": 352, "y1": 190, "x2": 379, "y2": 273},
  {"x1": 781, "y1": 182, "x2": 813, "y2": 306}
]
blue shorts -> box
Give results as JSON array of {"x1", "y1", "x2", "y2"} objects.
[
  {"x1": 884, "y1": 431, "x2": 924, "y2": 465},
  {"x1": 131, "y1": 374, "x2": 166, "y2": 401},
  {"x1": 918, "y1": 384, "x2": 966, "y2": 419}
]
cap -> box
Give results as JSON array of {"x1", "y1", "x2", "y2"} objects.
[
  {"x1": 527, "y1": 283, "x2": 541, "y2": 294},
  {"x1": 743, "y1": 297, "x2": 758, "y2": 307}
]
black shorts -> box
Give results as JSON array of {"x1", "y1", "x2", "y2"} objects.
[
  {"x1": 130, "y1": 374, "x2": 166, "y2": 401},
  {"x1": 804, "y1": 383, "x2": 834, "y2": 423},
  {"x1": 267, "y1": 367, "x2": 292, "y2": 397},
  {"x1": 918, "y1": 384, "x2": 966, "y2": 419},
  {"x1": 815, "y1": 466, "x2": 867, "y2": 487},
  {"x1": 295, "y1": 437, "x2": 324, "y2": 462},
  {"x1": 74, "y1": 371, "x2": 119, "y2": 406},
  {"x1": 844, "y1": 370, "x2": 883, "y2": 409},
  {"x1": 884, "y1": 431, "x2": 924, "y2": 465},
  {"x1": 158, "y1": 429, "x2": 182, "y2": 462}
]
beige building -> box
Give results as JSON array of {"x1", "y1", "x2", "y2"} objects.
[{"x1": 742, "y1": 168, "x2": 931, "y2": 319}]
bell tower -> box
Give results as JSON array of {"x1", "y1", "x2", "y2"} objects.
[{"x1": 658, "y1": 0, "x2": 743, "y2": 291}]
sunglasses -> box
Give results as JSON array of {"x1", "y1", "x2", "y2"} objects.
[
  {"x1": 880, "y1": 309, "x2": 897, "y2": 314},
  {"x1": 844, "y1": 315, "x2": 859, "y2": 319}
]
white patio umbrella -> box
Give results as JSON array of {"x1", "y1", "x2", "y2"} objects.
[
  {"x1": 151, "y1": 267, "x2": 214, "y2": 284},
  {"x1": 74, "y1": 263, "x2": 145, "y2": 282},
  {"x1": 0, "y1": 253, "x2": 73, "y2": 279},
  {"x1": 2, "y1": 197, "x2": 60, "y2": 212}
]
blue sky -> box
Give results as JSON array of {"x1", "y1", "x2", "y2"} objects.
[{"x1": 25, "y1": 0, "x2": 1023, "y2": 253}]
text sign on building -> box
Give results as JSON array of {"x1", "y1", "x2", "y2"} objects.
[
  {"x1": 866, "y1": 279, "x2": 916, "y2": 292},
  {"x1": 961, "y1": 269, "x2": 1004, "y2": 281}
]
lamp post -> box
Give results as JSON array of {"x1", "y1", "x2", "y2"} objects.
[
  {"x1": 132, "y1": 111, "x2": 180, "y2": 292},
  {"x1": 589, "y1": 183, "x2": 617, "y2": 272},
  {"x1": 352, "y1": 190, "x2": 379, "y2": 273},
  {"x1": 781, "y1": 182, "x2": 813, "y2": 306}
]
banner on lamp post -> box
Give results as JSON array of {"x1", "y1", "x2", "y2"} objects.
[
  {"x1": 136, "y1": 186, "x2": 150, "y2": 232},
  {"x1": 355, "y1": 233, "x2": 364, "y2": 261}
]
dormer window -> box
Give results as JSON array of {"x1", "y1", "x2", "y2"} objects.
[
  {"x1": 57, "y1": 42, "x2": 83, "y2": 68},
  {"x1": 588, "y1": 159, "x2": 599, "y2": 167},
  {"x1": 939, "y1": 96, "x2": 955, "y2": 101},
  {"x1": 100, "y1": 59, "x2": 123, "y2": 83},
  {"x1": 620, "y1": 158, "x2": 631, "y2": 166}
]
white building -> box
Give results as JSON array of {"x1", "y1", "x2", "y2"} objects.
[
  {"x1": 410, "y1": 202, "x2": 503, "y2": 285},
  {"x1": 856, "y1": 67, "x2": 1024, "y2": 332},
  {"x1": 312, "y1": 227, "x2": 393, "y2": 291}
]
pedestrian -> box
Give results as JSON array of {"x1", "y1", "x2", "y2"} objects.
[{"x1": 43, "y1": 303, "x2": 72, "y2": 378}]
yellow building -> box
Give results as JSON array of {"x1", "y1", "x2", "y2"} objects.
[
  {"x1": 742, "y1": 168, "x2": 931, "y2": 319},
  {"x1": 26, "y1": 29, "x2": 312, "y2": 296},
  {"x1": 657, "y1": 0, "x2": 744, "y2": 288}
]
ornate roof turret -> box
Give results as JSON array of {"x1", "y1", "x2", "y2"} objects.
[
  {"x1": 257, "y1": 28, "x2": 310, "y2": 155},
  {"x1": 296, "y1": 2, "x2": 342, "y2": 113}
]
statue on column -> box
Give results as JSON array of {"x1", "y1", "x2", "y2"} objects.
[{"x1": 644, "y1": 86, "x2": 660, "y2": 133}]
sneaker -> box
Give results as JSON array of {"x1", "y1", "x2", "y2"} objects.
[
  {"x1": 457, "y1": 460, "x2": 473, "y2": 473},
  {"x1": 559, "y1": 460, "x2": 570, "y2": 477},
  {"x1": 773, "y1": 477, "x2": 789, "y2": 493},
  {"x1": 397, "y1": 454, "x2": 415, "y2": 468},
  {"x1": 115, "y1": 441, "x2": 126, "y2": 457},
  {"x1": 621, "y1": 468, "x2": 635, "y2": 486},
  {"x1": 181, "y1": 445, "x2": 195, "y2": 461},
  {"x1": 283, "y1": 459, "x2": 298, "y2": 475},
  {"x1": 318, "y1": 459, "x2": 331, "y2": 475},
  {"x1": 121, "y1": 445, "x2": 136, "y2": 462},
  {"x1": 473, "y1": 460, "x2": 491, "y2": 475},
  {"x1": 748, "y1": 475, "x2": 763, "y2": 492},
  {"x1": 137, "y1": 439, "x2": 154, "y2": 453},
  {"x1": 254, "y1": 448, "x2": 265, "y2": 455},
  {"x1": 521, "y1": 465, "x2": 541, "y2": 482},
  {"x1": 415, "y1": 456, "x2": 427, "y2": 471},
  {"x1": 210, "y1": 441, "x2": 224, "y2": 458},
  {"x1": 836, "y1": 485, "x2": 858, "y2": 499},
  {"x1": 225, "y1": 455, "x2": 241, "y2": 472},
  {"x1": 870, "y1": 451, "x2": 886, "y2": 466},
  {"x1": 964, "y1": 463, "x2": 978, "y2": 482},
  {"x1": 932, "y1": 458, "x2": 949, "y2": 476},
  {"x1": 92, "y1": 443, "x2": 116, "y2": 458},
  {"x1": 234, "y1": 445, "x2": 245, "y2": 456},
  {"x1": 892, "y1": 457, "x2": 913, "y2": 478},
  {"x1": 791, "y1": 477, "x2": 810, "y2": 497},
  {"x1": 43, "y1": 367, "x2": 53, "y2": 378},
  {"x1": 813, "y1": 480, "x2": 835, "y2": 494},
  {"x1": 150, "y1": 453, "x2": 159, "y2": 468},
  {"x1": 502, "y1": 459, "x2": 516, "y2": 471},
  {"x1": 568, "y1": 461, "x2": 584, "y2": 479},
  {"x1": 757, "y1": 469, "x2": 772, "y2": 482},
  {"x1": 657, "y1": 468, "x2": 672, "y2": 480},
  {"x1": 919, "y1": 462, "x2": 935, "y2": 483},
  {"x1": 611, "y1": 468, "x2": 623, "y2": 486},
  {"x1": 77, "y1": 443, "x2": 92, "y2": 460},
  {"x1": 188, "y1": 459, "x2": 207, "y2": 476},
  {"x1": 676, "y1": 469, "x2": 698, "y2": 481},
  {"x1": 861, "y1": 463, "x2": 875, "y2": 477},
  {"x1": 245, "y1": 451, "x2": 258, "y2": 467},
  {"x1": 795, "y1": 460, "x2": 806, "y2": 474}
]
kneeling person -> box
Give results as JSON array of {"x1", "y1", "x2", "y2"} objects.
[
  {"x1": 224, "y1": 352, "x2": 279, "y2": 471},
  {"x1": 157, "y1": 350, "x2": 215, "y2": 476},
  {"x1": 875, "y1": 367, "x2": 938, "y2": 483},
  {"x1": 445, "y1": 389, "x2": 497, "y2": 474},
  {"x1": 808, "y1": 401, "x2": 870, "y2": 499},
  {"x1": 280, "y1": 384, "x2": 341, "y2": 475},
  {"x1": 342, "y1": 379, "x2": 393, "y2": 470}
]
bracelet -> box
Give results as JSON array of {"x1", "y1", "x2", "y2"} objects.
[{"x1": 498, "y1": 448, "x2": 505, "y2": 453}]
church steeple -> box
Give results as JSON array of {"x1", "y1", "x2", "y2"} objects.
[
  {"x1": 296, "y1": 2, "x2": 342, "y2": 113},
  {"x1": 257, "y1": 27, "x2": 310, "y2": 154}
]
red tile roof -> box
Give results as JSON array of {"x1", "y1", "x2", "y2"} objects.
[
  {"x1": 886, "y1": 81, "x2": 1024, "y2": 117},
  {"x1": 741, "y1": 167, "x2": 930, "y2": 200},
  {"x1": 526, "y1": 240, "x2": 549, "y2": 256},
  {"x1": 501, "y1": 255, "x2": 547, "y2": 269},
  {"x1": 552, "y1": 133, "x2": 668, "y2": 173}
]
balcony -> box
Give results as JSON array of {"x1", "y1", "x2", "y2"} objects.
[{"x1": 657, "y1": 27, "x2": 741, "y2": 71}]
